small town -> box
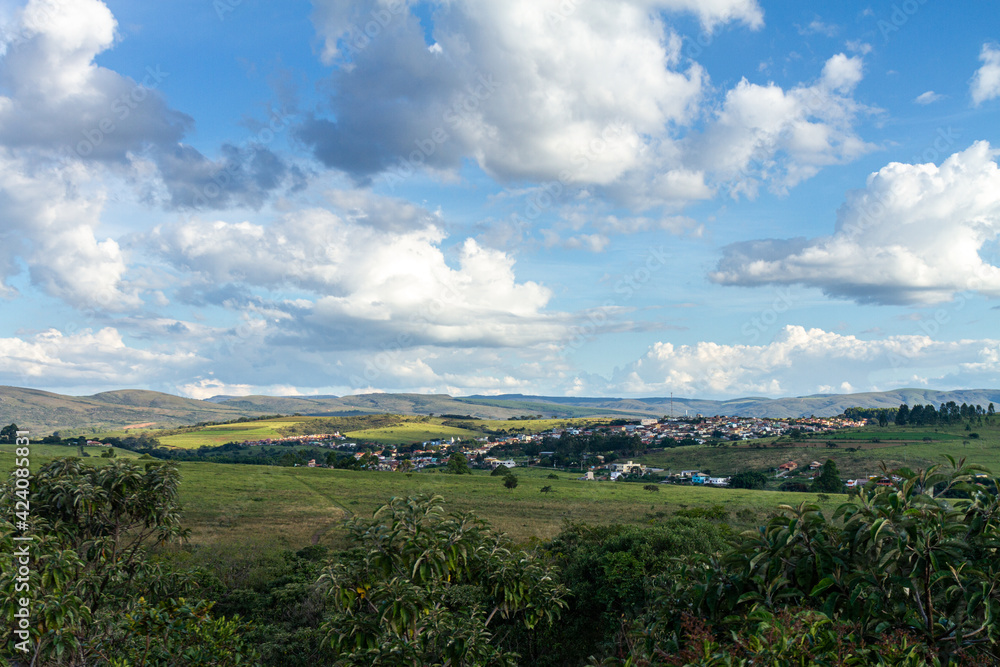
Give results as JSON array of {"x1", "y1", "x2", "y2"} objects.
[{"x1": 218, "y1": 414, "x2": 870, "y2": 486}]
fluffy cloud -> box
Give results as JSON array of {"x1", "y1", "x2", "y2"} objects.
[
  {"x1": 0, "y1": 327, "x2": 201, "y2": 386},
  {"x1": 302, "y1": 1, "x2": 876, "y2": 213},
  {"x1": 0, "y1": 0, "x2": 297, "y2": 211},
  {"x1": 689, "y1": 53, "x2": 875, "y2": 197},
  {"x1": 302, "y1": 0, "x2": 781, "y2": 207},
  {"x1": 0, "y1": 0, "x2": 190, "y2": 161},
  {"x1": 606, "y1": 325, "x2": 1000, "y2": 398},
  {"x1": 154, "y1": 143, "x2": 306, "y2": 211},
  {"x1": 150, "y1": 197, "x2": 568, "y2": 349},
  {"x1": 0, "y1": 152, "x2": 140, "y2": 309},
  {"x1": 710, "y1": 142, "x2": 1000, "y2": 305},
  {"x1": 303, "y1": 0, "x2": 706, "y2": 186},
  {"x1": 971, "y1": 43, "x2": 1000, "y2": 106}
]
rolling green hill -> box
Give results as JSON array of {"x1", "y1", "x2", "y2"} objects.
[
  {"x1": 0, "y1": 386, "x2": 270, "y2": 436},
  {"x1": 3, "y1": 385, "x2": 1000, "y2": 436}
]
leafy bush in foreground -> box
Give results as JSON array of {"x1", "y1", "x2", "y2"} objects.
[{"x1": 620, "y1": 458, "x2": 1000, "y2": 665}]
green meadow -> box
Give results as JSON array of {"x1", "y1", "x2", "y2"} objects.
[
  {"x1": 635, "y1": 422, "x2": 1000, "y2": 480},
  {"x1": 2, "y1": 443, "x2": 832, "y2": 549},
  {"x1": 167, "y1": 463, "x2": 834, "y2": 548},
  {"x1": 342, "y1": 422, "x2": 483, "y2": 444},
  {"x1": 472, "y1": 417, "x2": 614, "y2": 432},
  {"x1": 6, "y1": 421, "x2": 1000, "y2": 553}
]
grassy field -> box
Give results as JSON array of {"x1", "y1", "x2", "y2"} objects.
[
  {"x1": 635, "y1": 423, "x2": 1000, "y2": 480},
  {"x1": 343, "y1": 423, "x2": 483, "y2": 444},
  {"x1": 0, "y1": 443, "x2": 144, "y2": 459},
  {"x1": 157, "y1": 419, "x2": 307, "y2": 448},
  {"x1": 8, "y1": 422, "x2": 1000, "y2": 554},
  {"x1": 472, "y1": 417, "x2": 613, "y2": 432},
  {"x1": 168, "y1": 463, "x2": 835, "y2": 549},
  {"x1": 1, "y1": 443, "x2": 835, "y2": 549}
]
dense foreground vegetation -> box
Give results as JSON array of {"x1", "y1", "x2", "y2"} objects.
[{"x1": 4, "y1": 455, "x2": 1000, "y2": 665}]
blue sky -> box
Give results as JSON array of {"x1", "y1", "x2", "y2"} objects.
[{"x1": 0, "y1": 0, "x2": 998, "y2": 400}]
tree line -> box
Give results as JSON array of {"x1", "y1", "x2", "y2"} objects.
[{"x1": 843, "y1": 400, "x2": 995, "y2": 426}]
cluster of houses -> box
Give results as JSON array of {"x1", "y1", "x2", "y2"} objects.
[
  {"x1": 230, "y1": 414, "x2": 870, "y2": 481},
  {"x1": 467, "y1": 415, "x2": 866, "y2": 450},
  {"x1": 639, "y1": 415, "x2": 867, "y2": 446}
]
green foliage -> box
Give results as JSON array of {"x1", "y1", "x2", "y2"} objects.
[
  {"x1": 105, "y1": 598, "x2": 258, "y2": 666},
  {"x1": 504, "y1": 473, "x2": 519, "y2": 491},
  {"x1": 0, "y1": 458, "x2": 257, "y2": 664},
  {"x1": 632, "y1": 459, "x2": 1000, "y2": 664},
  {"x1": 729, "y1": 471, "x2": 769, "y2": 490},
  {"x1": 445, "y1": 451, "x2": 472, "y2": 475},
  {"x1": 643, "y1": 484, "x2": 660, "y2": 492},
  {"x1": 540, "y1": 519, "x2": 733, "y2": 665},
  {"x1": 490, "y1": 465, "x2": 510, "y2": 476},
  {"x1": 316, "y1": 494, "x2": 567, "y2": 665},
  {"x1": 0, "y1": 423, "x2": 18, "y2": 444},
  {"x1": 673, "y1": 505, "x2": 728, "y2": 521},
  {"x1": 624, "y1": 609, "x2": 945, "y2": 666},
  {"x1": 811, "y1": 459, "x2": 844, "y2": 493}
]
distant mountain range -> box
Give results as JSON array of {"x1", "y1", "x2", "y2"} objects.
[{"x1": 2, "y1": 385, "x2": 999, "y2": 436}]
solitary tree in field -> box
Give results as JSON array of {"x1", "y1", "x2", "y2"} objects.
[{"x1": 504, "y1": 473, "x2": 519, "y2": 491}]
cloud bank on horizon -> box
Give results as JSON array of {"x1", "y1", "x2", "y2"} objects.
[{"x1": 0, "y1": 0, "x2": 998, "y2": 400}]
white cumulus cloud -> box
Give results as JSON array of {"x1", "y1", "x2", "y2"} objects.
[
  {"x1": 150, "y1": 195, "x2": 568, "y2": 349},
  {"x1": 971, "y1": 43, "x2": 1000, "y2": 106},
  {"x1": 689, "y1": 52, "x2": 875, "y2": 198},
  {"x1": 0, "y1": 327, "x2": 201, "y2": 386},
  {"x1": 710, "y1": 142, "x2": 1000, "y2": 305},
  {"x1": 606, "y1": 325, "x2": 1000, "y2": 398}
]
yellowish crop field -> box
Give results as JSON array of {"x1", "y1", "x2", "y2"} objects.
[{"x1": 344, "y1": 423, "x2": 483, "y2": 444}]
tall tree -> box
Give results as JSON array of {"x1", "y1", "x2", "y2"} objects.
[
  {"x1": 811, "y1": 459, "x2": 844, "y2": 493},
  {"x1": 894, "y1": 404, "x2": 910, "y2": 426},
  {"x1": 446, "y1": 451, "x2": 472, "y2": 475}
]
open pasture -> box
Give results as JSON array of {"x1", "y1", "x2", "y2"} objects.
[
  {"x1": 343, "y1": 422, "x2": 483, "y2": 444},
  {"x1": 636, "y1": 423, "x2": 1000, "y2": 479},
  {"x1": 156, "y1": 418, "x2": 307, "y2": 448}
]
